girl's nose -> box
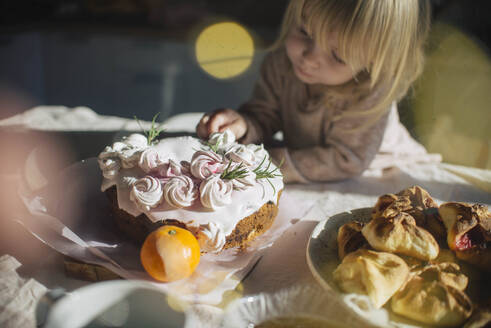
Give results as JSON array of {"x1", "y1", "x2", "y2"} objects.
[{"x1": 302, "y1": 45, "x2": 320, "y2": 69}]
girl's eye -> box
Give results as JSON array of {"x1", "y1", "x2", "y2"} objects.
[
  {"x1": 298, "y1": 27, "x2": 310, "y2": 37},
  {"x1": 332, "y1": 50, "x2": 345, "y2": 65}
]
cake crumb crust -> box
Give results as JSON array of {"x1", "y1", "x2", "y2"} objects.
[{"x1": 105, "y1": 186, "x2": 282, "y2": 251}]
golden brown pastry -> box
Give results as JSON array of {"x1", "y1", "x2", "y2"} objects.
[
  {"x1": 333, "y1": 249, "x2": 409, "y2": 308},
  {"x1": 337, "y1": 221, "x2": 371, "y2": 260},
  {"x1": 425, "y1": 209, "x2": 448, "y2": 245},
  {"x1": 398, "y1": 254, "x2": 424, "y2": 270},
  {"x1": 362, "y1": 212, "x2": 439, "y2": 261},
  {"x1": 372, "y1": 186, "x2": 438, "y2": 226},
  {"x1": 413, "y1": 262, "x2": 469, "y2": 291},
  {"x1": 432, "y1": 248, "x2": 459, "y2": 265},
  {"x1": 372, "y1": 193, "x2": 412, "y2": 219},
  {"x1": 396, "y1": 186, "x2": 439, "y2": 224},
  {"x1": 391, "y1": 274, "x2": 473, "y2": 326},
  {"x1": 439, "y1": 202, "x2": 491, "y2": 272},
  {"x1": 371, "y1": 186, "x2": 447, "y2": 243}
]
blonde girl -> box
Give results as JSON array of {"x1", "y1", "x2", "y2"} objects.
[{"x1": 197, "y1": 0, "x2": 431, "y2": 183}]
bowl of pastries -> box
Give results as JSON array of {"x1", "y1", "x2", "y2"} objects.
[{"x1": 307, "y1": 186, "x2": 491, "y2": 328}]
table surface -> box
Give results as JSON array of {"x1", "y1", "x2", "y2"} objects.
[{"x1": 1, "y1": 108, "x2": 490, "y2": 327}]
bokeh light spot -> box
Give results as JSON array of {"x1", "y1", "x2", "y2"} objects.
[
  {"x1": 195, "y1": 22, "x2": 254, "y2": 79},
  {"x1": 411, "y1": 23, "x2": 491, "y2": 169}
]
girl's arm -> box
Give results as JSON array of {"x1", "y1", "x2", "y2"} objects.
[
  {"x1": 238, "y1": 51, "x2": 285, "y2": 144},
  {"x1": 270, "y1": 104, "x2": 392, "y2": 184},
  {"x1": 196, "y1": 50, "x2": 283, "y2": 142}
]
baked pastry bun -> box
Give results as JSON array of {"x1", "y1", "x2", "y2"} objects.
[
  {"x1": 372, "y1": 186, "x2": 446, "y2": 243},
  {"x1": 333, "y1": 249, "x2": 409, "y2": 308},
  {"x1": 413, "y1": 262, "x2": 469, "y2": 291},
  {"x1": 397, "y1": 254, "x2": 424, "y2": 270},
  {"x1": 439, "y1": 202, "x2": 491, "y2": 271},
  {"x1": 337, "y1": 221, "x2": 371, "y2": 260},
  {"x1": 362, "y1": 212, "x2": 439, "y2": 261},
  {"x1": 391, "y1": 272, "x2": 473, "y2": 326},
  {"x1": 432, "y1": 248, "x2": 459, "y2": 265},
  {"x1": 396, "y1": 186, "x2": 439, "y2": 225},
  {"x1": 372, "y1": 193, "x2": 412, "y2": 220},
  {"x1": 372, "y1": 186, "x2": 438, "y2": 226}
]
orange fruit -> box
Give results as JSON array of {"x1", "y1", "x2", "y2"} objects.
[{"x1": 140, "y1": 225, "x2": 200, "y2": 282}]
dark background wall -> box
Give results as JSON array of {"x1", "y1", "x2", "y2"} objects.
[{"x1": 0, "y1": 0, "x2": 489, "y2": 121}]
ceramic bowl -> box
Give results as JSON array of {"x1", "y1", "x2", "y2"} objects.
[
  {"x1": 37, "y1": 280, "x2": 186, "y2": 328},
  {"x1": 219, "y1": 284, "x2": 378, "y2": 328}
]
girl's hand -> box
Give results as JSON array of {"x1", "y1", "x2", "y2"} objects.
[{"x1": 196, "y1": 109, "x2": 247, "y2": 140}]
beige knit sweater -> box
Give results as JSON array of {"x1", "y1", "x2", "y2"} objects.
[{"x1": 239, "y1": 48, "x2": 393, "y2": 183}]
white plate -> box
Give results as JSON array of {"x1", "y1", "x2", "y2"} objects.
[
  {"x1": 306, "y1": 208, "x2": 436, "y2": 328},
  {"x1": 306, "y1": 208, "x2": 372, "y2": 295}
]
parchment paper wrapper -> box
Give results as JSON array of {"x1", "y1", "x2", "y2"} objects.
[
  {"x1": 18, "y1": 158, "x2": 312, "y2": 305},
  {"x1": 0, "y1": 255, "x2": 48, "y2": 328}
]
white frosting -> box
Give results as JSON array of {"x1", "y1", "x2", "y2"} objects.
[
  {"x1": 163, "y1": 175, "x2": 197, "y2": 208},
  {"x1": 130, "y1": 176, "x2": 163, "y2": 211},
  {"x1": 199, "y1": 175, "x2": 233, "y2": 209},
  {"x1": 99, "y1": 134, "x2": 283, "y2": 253},
  {"x1": 198, "y1": 222, "x2": 226, "y2": 253}
]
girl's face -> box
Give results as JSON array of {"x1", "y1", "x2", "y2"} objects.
[{"x1": 285, "y1": 24, "x2": 357, "y2": 86}]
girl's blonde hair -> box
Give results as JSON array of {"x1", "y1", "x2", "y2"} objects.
[{"x1": 276, "y1": 0, "x2": 431, "y2": 125}]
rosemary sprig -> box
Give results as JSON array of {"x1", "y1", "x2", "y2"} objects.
[
  {"x1": 253, "y1": 156, "x2": 283, "y2": 179},
  {"x1": 134, "y1": 113, "x2": 165, "y2": 145},
  {"x1": 218, "y1": 155, "x2": 284, "y2": 197},
  {"x1": 253, "y1": 156, "x2": 284, "y2": 195},
  {"x1": 220, "y1": 162, "x2": 249, "y2": 180},
  {"x1": 207, "y1": 141, "x2": 220, "y2": 153}
]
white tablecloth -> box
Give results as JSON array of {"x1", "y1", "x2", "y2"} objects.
[{"x1": 1, "y1": 107, "x2": 490, "y2": 327}]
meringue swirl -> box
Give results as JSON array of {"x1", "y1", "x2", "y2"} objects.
[
  {"x1": 208, "y1": 130, "x2": 235, "y2": 153},
  {"x1": 119, "y1": 147, "x2": 143, "y2": 169},
  {"x1": 199, "y1": 175, "x2": 233, "y2": 209},
  {"x1": 130, "y1": 176, "x2": 163, "y2": 211},
  {"x1": 122, "y1": 176, "x2": 138, "y2": 188},
  {"x1": 198, "y1": 222, "x2": 226, "y2": 253},
  {"x1": 190, "y1": 150, "x2": 225, "y2": 180},
  {"x1": 139, "y1": 148, "x2": 167, "y2": 173},
  {"x1": 247, "y1": 144, "x2": 269, "y2": 166},
  {"x1": 225, "y1": 143, "x2": 257, "y2": 167},
  {"x1": 230, "y1": 167, "x2": 257, "y2": 191},
  {"x1": 98, "y1": 134, "x2": 149, "y2": 172},
  {"x1": 123, "y1": 133, "x2": 148, "y2": 149},
  {"x1": 98, "y1": 157, "x2": 121, "y2": 179},
  {"x1": 163, "y1": 175, "x2": 197, "y2": 208},
  {"x1": 157, "y1": 159, "x2": 184, "y2": 179}
]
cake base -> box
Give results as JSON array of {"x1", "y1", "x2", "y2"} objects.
[
  {"x1": 105, "y1": 186, "x2": 282, "y2": 251},
  {"x1": 64, "y1": 256, "x2": 120, "y2": 281}
]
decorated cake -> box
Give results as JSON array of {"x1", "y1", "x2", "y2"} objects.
[{"x1": 97, "y1": 130, "x2": 283, "y2": 254}]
